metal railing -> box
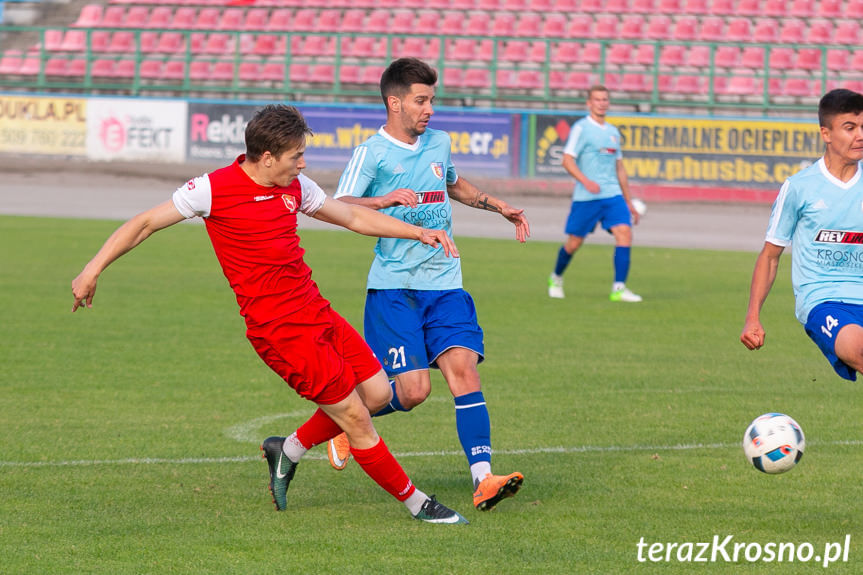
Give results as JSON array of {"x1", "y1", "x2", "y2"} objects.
[{"x1": 0, "y1": 25, "x2": 860, "y2": 113}]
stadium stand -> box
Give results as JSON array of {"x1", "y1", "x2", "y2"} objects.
[{"x1": 1, "y1": 0, "x2": 861, "y2": 112}]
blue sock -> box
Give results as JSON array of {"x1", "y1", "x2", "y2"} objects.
[
  {"x1": 373, "y1": 379, "x2": 409, "y2": 417},
  {"x1": 614, "y1": 246, "x2": 631, "y2": 284},
  {"x1": 554, "y1": 245, "x2": 573, "y2": 276},
  {"x1": 454, "y1": 391, "x2": 491, "y2": 466}
]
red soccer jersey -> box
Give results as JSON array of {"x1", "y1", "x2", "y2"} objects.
[{"x1": 173, "y1": 155, "x2": 328, "y2": 328}]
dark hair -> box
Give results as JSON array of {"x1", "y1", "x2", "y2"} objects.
[
  {"x1": 818, "y1": 89, "x2": 863, "y2": 128},
  {"x1": 244, "y1": 104, "x2": 312, "y2": 163},
  {"x1": 380, "y1": 58, "x2": 437, "y2": 105}
]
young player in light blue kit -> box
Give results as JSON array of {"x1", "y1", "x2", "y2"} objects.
[
  {"x1": 548, "y1": 85, "x2": 642, "y2": 302},
  {"x1": 330, "y1": 58, "x2": 531, "y2": 512},
  {"x1": 742, "y1": 89, "x2": 863, "y2": 380}
]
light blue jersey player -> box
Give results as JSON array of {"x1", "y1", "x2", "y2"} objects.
[
  {"x1": 548, "y1": 85, "x2": 642, "y2": 303},
  {"x1": 742, "y1": 89, "x2": 863, "y2": 381},
  {"x1": 330, "y1": 58, "x2": 531, "y2": 512}
]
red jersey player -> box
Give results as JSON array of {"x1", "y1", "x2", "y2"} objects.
[{"x1": 71, "y1": 104, "x2": 467, "y2": 524}]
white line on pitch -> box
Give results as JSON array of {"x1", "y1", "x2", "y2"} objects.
[{"x1": 2, "y1": 440, "x2": 861, "y2": 468}]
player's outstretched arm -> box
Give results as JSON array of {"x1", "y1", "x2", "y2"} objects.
[
  {"x1": 562, "y1": 153, "x2": 599, "y2": 194},
  {"x1": 313, "y1": 197, "x2": 458, "y2": 258},
  {"x1": 740, "y1": 242, "x2": 785, "y2": 350},
  {"x1": 71, "y1": 200, "x2": 186, "y2": 312},
  {"x1": 446, "y1": 177, "x2": 530, "y2": 243},
  {"x1": 337, "y1": 188, "x2": 418, "y2": 210}
]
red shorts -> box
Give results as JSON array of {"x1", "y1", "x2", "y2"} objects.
[{"x1": 246, "y1": 305, "x2": 382, "y2": 405}]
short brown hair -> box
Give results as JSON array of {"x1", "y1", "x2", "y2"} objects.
[
  {"x1": 244, "y1": 104, "x2": 312, "y2": 163},
  {"x1": 587, "y1": 85, "x2": 609, "y2": 98}
]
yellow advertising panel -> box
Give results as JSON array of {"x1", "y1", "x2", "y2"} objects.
[{"x1": 0, "y1": 96, "x2": 87, "y2": 155}]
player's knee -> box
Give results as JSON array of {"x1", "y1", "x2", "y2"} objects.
[{"x1": 399, "y1": 384, "x2": 431, "y2": 410}]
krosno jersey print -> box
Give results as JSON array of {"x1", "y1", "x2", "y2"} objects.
[{"x1": 335, "y1": 127, "x2": 462, "y2": 291}]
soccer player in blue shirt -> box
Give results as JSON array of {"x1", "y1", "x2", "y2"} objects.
[
  {"x1": 330, "y1": 57, "x2": 530, "y2": 512},
  {"x1": 741, "y1": 89, "x2": 863, "y2": 380},
  {"x1": 548, "y1": 85, "x2": 642, "y2": 302}
]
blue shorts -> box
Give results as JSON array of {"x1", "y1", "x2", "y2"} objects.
[
  {"x1": 565, "y1": 195, "x2": 632, "y2": 238},
  {"x1": 364, "y1": 288, "x2": 485, "y2": 376},
  {"x1": 804, "y1": 301, "x2": 863, "y2": 381}
]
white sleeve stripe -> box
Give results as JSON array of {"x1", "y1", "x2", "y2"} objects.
[
  {"x1": 765, "y1": 179, "x2": 791, "y2": 243},
  {"x1": 335, "y1": 146, "x2": 366, "y2": 198}
]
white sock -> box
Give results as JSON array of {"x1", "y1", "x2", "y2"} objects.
[
  {"x1": 612, "y1": 281, "x2": 625, "y2": 292},
  {"x1": 281, "y1": 432, "x2": 307, "y2": 463},
  {"x1": 404, "y1": 488, "x2": 429, "y2": 516},
  {"x1": 471, "y1": 462, "x2": 492, "y2": 488}
]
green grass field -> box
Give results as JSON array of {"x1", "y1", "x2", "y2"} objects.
[{"x1": 1, "y1": 214, "x2": 861, "y2": 574}]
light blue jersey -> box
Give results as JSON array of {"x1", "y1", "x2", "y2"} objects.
[
  {"x1": 563, "y1": 116, "x2": 623, "y2": 202},
  {"x1": 335, "y1": 127, "x2": 461, "y2": 290},
  {"x1": 766, "y1": 158, "x2": 863, "y2": 324}
]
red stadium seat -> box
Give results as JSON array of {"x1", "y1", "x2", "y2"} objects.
[
  {"x1": 491, "y1": 13, "x2": 516, "y2": 37},
  {"x1": 463, "y1": 68, "x2": 491, "y2": 88},
  {"x1": 779, "y1": 19, "x2": 806, "y2": 44},
  {"x1": 244, "y1": 9, "x2": 269, "y2": 31},
  {"x1": 124, "y1": 7, "x2": 149, "y2": 28},
  {"x1": 542, "y1": 15, "x2": 567, "y2": 37},
  {"x1": 836, "y1": 22, "x2": 860, "y2": 45},
  {"x1": 366, "y1": 10, "x2": 391, "y2": 33},
  {"x1": 790, "y1": 0, "x2": 814, "y2": 17},
  {"x1": 594, "y1": 16, "x2": 619, "y2": 40},
  {"x1": 292, "y1": 9, "x2": 317, "y2": 32},
  {"x1": 741, "y1": 47, "x2": 765, "y2": 69},
  {"x1": 112, "y1": 60, "x2": 136, "y2": 79},
  {"x1": 685, "y1": 45, "x2": 709, "y2": 68},
  {"x1": 657, "y1": 0, "x2": 682, "y2": 12},
  {"x1": 528, "y1": 41, "x2": 549, "y2": 63},
  {"x1": 446, "y1": 38, "x2": 478, "y2": 61},
  {"x1": 212, "y1": 62, "x2": 235, "y2": 81},
  {"x1": 726, "y1": 18, "x2": 751, "y2": 43},
  {"x1": 288, "y1": 63, "x2": 310, "y2": 83},
  {"x1": 674, "y1": 75, "x2": 705, "y2": 95},
  {"x1": 139, "y1": 59, "x2": 162, "y2": 79},
  {"x1": 845, "y1": 0, "x2": 863, "y2": 13},
  {"x1": 17, "y1": 53, "x2": 40, "y2": 76},
  {"x1": 391, "y1": 11, "x2": 416, "y2": 32},
  {"x1": 607, "y1": 43, "x2": 633, "y2": 66},
  {"x1": 171, "y1": 8, "x2": 196, "y2": 30},
  {"x1": 794, "y1": 48, "x2": 820, "y2": 71},
  {"x1": 581, "y1": 42, "x2": 601, "y2": 65},
  {"x1": 698, "y1": 17, "x2": 724, "y2": 42},
  {"x1": 189, "y1": 61, "x2": 211, "y2": 81},
  {"x1": 479, "y1": 0, "x2": 502, "y2": 8},
  {"x1": 826, "y1": 49, "x2": 849, "y2": 71},
  {"x1": 148, "y1": 7, "x2": 172, "y2": 29},
  {"x1": 579, "y1": 0, "x2": 602, "y2": 10},
  {"x1": 817, "y1": 0, "x2": 842, "y2": 16},
  {"x1": 753, "y1": 20, "x2": 779, "y2": 44},
  {"x1": 44, "y1": 58, "x2": 70, "y2": 76},
  {"x1": 737, "y1": 0, "x2": 760, "y2": 15},
  {"x1": 620, "y1": 16, "x2": 646, "y2": 40},
  {"x1": 764, "y1": 0, "x2": 788, "y2": 16},
  {"x1": 782, "y1": 78, "x2": 813, "y2": 98},
  {"x1": 101, "y1": 6, "x2": 125, "y2": 28},
  {"x1": 634, "y1": 43, "x2": 655, "y2": 66},
  {"x1": 90, "y1": 59, "x2": 115, "y2": 78},
  {"x1": 671, "y1": 17, "x2": 697, "y2": 41},
  {"x1": 806, "y1": 20, "x2": 833, "y2": 44},
  {"x1": 851, "y1": 51, "x2": 863, "y2": 71},
  {"x1": 646, "y1": 15, "x2": 671, "y2": 41},
  {"x1": 107, "y1": 32, "x2": 135, "y2": 53},
  {"x1": 204, "y1": 33, "x2": 234, "y2": 56},
  {"x1": 261, "y1": 61, "x2": 286, "y2": 82},
  {"x1": 442, "y1": 12, "x2": 466, "y2": 35},
  {"x1": 0, "y1": 50, "x2": 23, "y2": 74},
  {"x1": 219, "y1": 9, "x2": 245, "y2": 30},
  {"x1": 769, "y1": 47, "x2": 796, "y2": 70},
  {"x1": 552, "y1": 41, "x2": 579, "y2": 63},
  {"x1": 515, "y1": 69, "x2": 544, "y2": 90},
  {"x1": 60, "y1": 30, "x2": 86, "y2": 51},
  {"x1": 714, "y1": 46, "x2": 741, "y2": 68},
  {"x1": 74, "y1": 4, "x2": 103, "y2": 27},
  {"x1": 567, "y1": 15, "x2": 592, "y2": 38},
  {"x1": 495, "y1": 69, "x2": 518, "y2": 90},
  {"x1": 503, "y1": 0, "x2": 530, "y2": 9},
  {"x1": 659, "y1": 45, "x2": 685, "y2": 67},
  {"x1": 709, "y1": 0, "x2": 734, "y2": 14},
  {"x1": 44, "y1": 29, "x2": 64, "y2": 51},
  {"x1": 605, "y1": 0, "x2": 629, "y2": 12},
  {"x1": 161, "y1": 60, "x2": 186, "y2": 81},
  {"x1": 238, "y1": 61, "x2": 261, "y2": 81},
  {"x1": 631, "y1": 0, "x2": 655, "y2": 12},
  {"x1": 517, "y1": 13, "x2": 542, "y2": 38},
  {"x1": 683, "y1": 0, "x2": 708, "y2": 14},
  {"x1": 156, "y1": 32, "x2": 184, "y2": 54},
  {"x1": 90, "y1": 31, "x2": 111, "y2": 52}
]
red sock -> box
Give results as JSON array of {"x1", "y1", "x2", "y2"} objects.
[
  {"x1": 351, "y1": 437, "x2": 416, "y2": 502},
  {"x1": 295, "y1": 408, "x2": 343, "y2": 449}
]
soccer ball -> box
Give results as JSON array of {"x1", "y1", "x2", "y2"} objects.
[
  {"x1": 630, "y1": 198, "x2": 647, "y2": 217},
  {"x1": 742, "y1": 413, "x2": 805, "y2": 474}
]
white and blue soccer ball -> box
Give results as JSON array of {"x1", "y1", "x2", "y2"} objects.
[{"x1": 743, "y1": 413, "x2": 805, "y2": 474}]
